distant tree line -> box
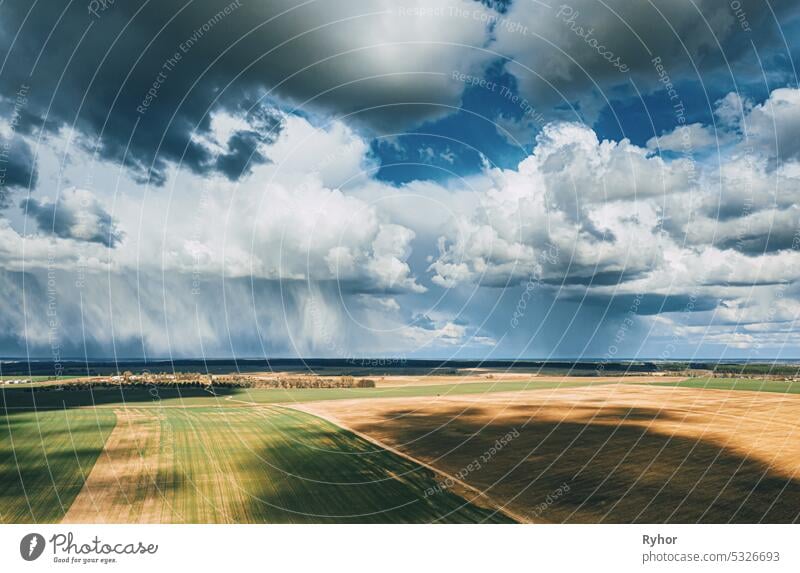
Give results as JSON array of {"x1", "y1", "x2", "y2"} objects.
[{"x1": 16, "y1": 372, "x2": 376, "y2": 392}]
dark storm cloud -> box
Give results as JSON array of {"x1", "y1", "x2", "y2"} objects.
[
  {"x1": 0, "y1": 136, "x2": 37, "y2": 206},
  {"x1": 0, "y1": 268, "x2": 393, "y2": 359},
  {"x1": 21, "y1": 189, "x2": 124, "y2": 247},
  {"x1": 496, "y1": 0, "x2": 799, "y2": 117},
  {"x1": 215, "y1": 129, "x2": 268, "y2": 181},
  {"x1": 0, "y1": 1, "x2": 495, "y2": 186},
  {"x1": 678, "y1": 202, "x2": 800, "y2": 256},
  {"x1": 0, "y1": 1, "x2": 263, "y2": 186},
  {"x1": 701, "y1": 278, "x2": 788, "y2": 287},
  {"x1": 714, "y1": 228, "x2": 800, "y2": 256},
  {"x1": 573, "y1": 293, "x2": 719, "y2": 316},
  {"x1": 543, "y1": 269, "x2": 646, "y2": 287}
]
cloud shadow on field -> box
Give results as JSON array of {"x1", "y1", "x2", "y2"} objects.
[
  {"x1": 365, "y1": 404, "x2": 800, "y2": 523},
  {"x1": 0, "y1": 410, "x2": 116, "y2": 523},
  {"x1": 235, "y1": 407, "x2": 512, "y2": 524},
  {"x1": 0, "y1": 386, "x2": 240, "y2": 411}
]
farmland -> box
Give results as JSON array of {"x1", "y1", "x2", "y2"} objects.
[
  {"x1": 0, "y1": 375, "x2": 614, "y2": 410},
  {"x1": 0, "y1": 408, "x2": 116, "y2": 522},
  {"x1": 66, "y1": 405, "x2": 512, "y2": 523},
  {"x1": 297, "y1": 383, "x2": 800, "y2": 523},
  {"x1": 230, "y1": 376, "x2": 615, "y2": 404},
  {"x1": 649, "y1": 377, "x2": 800, "y2": 394},
  {"x1": 0, "y1": 396, "x2": 511, "y2": 523},
  {"x1": 2, "y1": 369, "x2": 800, "y2": 523}
]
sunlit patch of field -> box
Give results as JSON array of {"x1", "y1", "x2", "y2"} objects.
[
  {"x1": 56, "y1": 406, "x2": 509, "y2": 523},
  {"x1": 644, "y1": 377, "x2": 800, "y2": 395},
  {"x1": 372, "y1": 374, "x2": 686, "y2": 387},
  {"x1": 296, "y1": 384, "x2": 800, "y2": 523},
  {"x1": 229, "y1": 377, "x2": 612, "y2": 404}
]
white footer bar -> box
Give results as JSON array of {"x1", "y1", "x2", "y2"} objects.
[{"x1": 1, "y1": 524, "x2": 797, "y2": 573}]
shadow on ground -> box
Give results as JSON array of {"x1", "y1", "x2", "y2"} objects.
[
  {"x1": 1, "y1": 386, "x2": 239, "y2": 410},
  {"x1": 366, "y1": 404, "x2": 800, "y2": 523}
]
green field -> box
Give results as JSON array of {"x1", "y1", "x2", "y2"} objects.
[
  {"x1": 0, "y1": 399, "x2": 511, "y2": 523},
  {"x1": 648, "y1": 377, "x2": 800, "y2": 394},
  {"x1": 232, "y1": 378, "x2": 606, "y2": 404},
  {"x1": 0, "y1": 408, "x2": 116, "y2": 522},
  {"x1": 1, "y1": 376, "x2": 63, "y2": 383},
  {"x1": 83, "y1": 406, "x2": 509, "y2": 523}
]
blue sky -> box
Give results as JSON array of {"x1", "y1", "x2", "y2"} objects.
[{"x1": 1, "y1": 0, "x2": 800, "y2": 360}]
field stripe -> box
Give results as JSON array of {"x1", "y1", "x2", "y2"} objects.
[{"x1": 62, "y1": 409, "x2": 164, "y2": 523}]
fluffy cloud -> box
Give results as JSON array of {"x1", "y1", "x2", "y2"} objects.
[
  {"x1": 21, "y1": 188, "x2": 124, "y2": 247},
  {"x1": 5, "y1": 114, "x2": 422, "y2": 296},
  {"x1": 427, "y1": 88, "x2": 800, "y2": 350},
  {"x1": 653, "y1": 88, "x2": 800, "y2": 255},
  {"x1": 429, "y1": 122, "x2": 689, "y2": 287},
  {"x1": 646, "y1": 123, "x2": 719, "y2": 153},
  {"x1": 431, "y1": 87, "x2": 800, "y2": 289},
  {"x1": 740, "y1": 88, "x2": 800, "y2": 163}
]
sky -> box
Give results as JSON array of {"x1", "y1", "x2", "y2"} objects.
[{"x1": 1, "y1": 0, "x2": 799, "y2": 361}]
